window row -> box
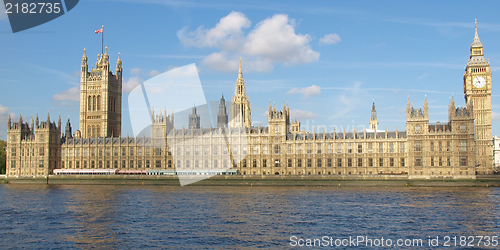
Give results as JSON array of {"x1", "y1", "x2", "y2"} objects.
[
  {"x1": 61, "y1": 159, "x2": 171, "y2": 169},
  {"x1": 62, "y1": 147, "x2": 164, "y2": 157}
]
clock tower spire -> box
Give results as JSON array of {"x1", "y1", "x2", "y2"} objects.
[{"x1": 463, "y1": 19, "x2": 493, "y2": 174}]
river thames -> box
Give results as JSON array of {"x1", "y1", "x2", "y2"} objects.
[{"x1": 1, "y1": 185, "x2": 500, "y2": 249}]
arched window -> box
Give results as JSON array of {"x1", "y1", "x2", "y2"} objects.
[
  {"x1": 93, "y1": 96, "x2": 96, "y2": 111},
  {"x1": 88, "y1": 96, "x2": 91, "y2": 111},
  {"x1": 97, "y1": 95, "x2": 101, "y2": 110},
  {"x1": 88, "y1": 126, "x2": 91, "y2": 136},
  {"x1": 97, "y1": 126, "x2": 100, "y2": 135}
]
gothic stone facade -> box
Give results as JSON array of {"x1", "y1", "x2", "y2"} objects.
[{"x1": 5, "y1": 24, "x2": 492, "y2": 178}]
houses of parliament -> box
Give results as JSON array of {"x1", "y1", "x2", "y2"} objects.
[{"x1": 5, "y1": 23, "x2": 494, "y2": 179}]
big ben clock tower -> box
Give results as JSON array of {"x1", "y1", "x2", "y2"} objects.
[{"x1": 464, "y1": 20, "x2": 493, "y2": 174}]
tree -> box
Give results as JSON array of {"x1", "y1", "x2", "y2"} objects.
[{"x1": 0, "y1": 139, "x2": 6, "y2": 175}]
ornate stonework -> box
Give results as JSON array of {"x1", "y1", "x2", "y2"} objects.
[{"x1": 5, "y1": 23, "x2": 493, "y2": 178}]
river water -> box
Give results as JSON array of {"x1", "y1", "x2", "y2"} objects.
[{"x1": 1, "y1": 185, "x2": 500, "y2": 249}]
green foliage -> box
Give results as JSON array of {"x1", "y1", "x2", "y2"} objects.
[{"x1": 0, "y1": 139, "x2": 6, "y2": 175}]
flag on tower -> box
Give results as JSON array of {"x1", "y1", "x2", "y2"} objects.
[{"x1": 95, "y1": 25, "x2": 104, "y2": 55}]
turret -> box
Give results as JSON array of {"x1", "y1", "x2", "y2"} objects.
[
  {"x1": 116, "y1": 52, "x2": 122, "y2": 74},
  {"x1": 189, "y1": 105, "x2": 200, "y2": 129},
  {"x1": 96, "y1": 54, "x2": 101, "y2": 67},
  {"x1": 268, "y1": 101, "x2": 290, "y2": 135},
  {"x1": 217, "y1": 95, "x2": 228, "y2": 128},
  {"x1": 81, "y1": 48, "x2": 88, "y2": 74},
  {"x1": 65, "y1": 118, "x2": 73, "y2": 139},
  {"x1": 103, "y1": 47, "x2": 109, "y2": 63},
  {"x1": 30, "y1": 117, "x2": 34, "y2": 135},
  {"x1": 370, "y1": 102, "x2": 378, "y2": 131},
  {"x1": 448, "y1": 96, "x2": 456, "y2": 122},
  {"x1": 423, "y1": 95, "x2": 428, "y2": 119}
]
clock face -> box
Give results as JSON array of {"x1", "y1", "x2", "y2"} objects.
[{"x1": 473, "y1": 76, "x2": 486, "y2": 88}]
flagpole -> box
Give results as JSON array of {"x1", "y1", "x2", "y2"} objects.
[{"x1": 101, "y1": 25, "x2": 104, "y2": 56}]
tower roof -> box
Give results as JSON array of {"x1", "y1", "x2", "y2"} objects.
[
  {"x1": 468, "y1": 19, "x2": 488, "y2": 65},
  {"x1": 472, "y1": 19, "x2": 482, "y2": 47}
]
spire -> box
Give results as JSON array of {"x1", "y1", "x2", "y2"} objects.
[
  {"x1": 472, "y1": 19, "x2": 482, "y2": 47},
  {"x1": 65, "y1": 118, "x2": 73, "y2": 139},
  {"x1": 8, "y1": 114, "x2": 11, "y2": 128},
  {"x1": 370, "y1": 101, "x2": 378, "y2": 131},
  {"x1": 82, "y1": 48, "x2": 87, "y2": 62},
  {"x1": 371, "y1": 102, "x2": 377, "y2": 120},
  {"x1": 189, "y1": 105, "x2": 200, "y2": 129},
  {"x1": 102, "y1": 47, "x2": 109, "y2": 66},
  {"x1": 217, "y1": 94, "x2": 228, "y2": 128},
  {"x1": 230, "y1": 57, "x2": 251, "y2": 128},
  {"x1": 116, "y1": 52, "x2": 122, "y2": 73},
  {"x1": 406, "y1": 96, "x2": 411, "y2": 114},
  {"x1": 238, "y1": 57, "x2": 243, "y2": 79},
  {"x1": 469, "y1": 19, "x2": 486, "y2": 61},
  {"x1": 423, "y1": 95, "x2": 429, "y2": 118}
]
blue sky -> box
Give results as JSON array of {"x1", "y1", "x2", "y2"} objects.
[{"x1": 1, "y1": 0, "x2": 500, "y2": 139}]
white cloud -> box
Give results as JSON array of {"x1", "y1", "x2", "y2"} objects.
[
  {"x1": 52, "y1": 86, "x2": 80, "y2": 102},
  {"x1": 319, "y1": 33, "x2": 341, "y2": 45},
  {"x1": 131, "y1": 68, "x2": 142, "y2": 75},
  {"x1": 243, "y1": 14, "x2": 319, "y2": 65},
  {"x1": 178, "y1": 12, "x2": 320, "y2": 73},
  {"x1": 290, "y1": 109, "x2": 318, "y2": 120},
  {"x1": 286, "y1": 85, "x2": 321, "y2": 99},
  {"x1": 493, "y1": 111, "x2": 500, "y2": 121},
  {"x1": 202, "y1": 53, "x2": 239, "y2": 73},
  {"x1": 178, "y1": 11, "x2": 250, "y2": 49},
  {"x1": 148, "y1": 70, "x2": 160, "y2": 77},
  {"x1": 123, "y1": 76, "x2": 144, "y2": 93}
]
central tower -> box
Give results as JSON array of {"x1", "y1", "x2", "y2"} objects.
[
  {"x1": 463, "y1": 20, "x2": 493, "y2": 174},
  {"x1": 79, "y1": 47, "x2": 123, "y2": 138},
  {"x1": 230, "y1": 58, "x2": 251, "y2": 128}
]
